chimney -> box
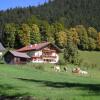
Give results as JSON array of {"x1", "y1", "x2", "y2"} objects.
[
  {"x1": 30, "y1": 45, "x2": 33, "y2": 48},
  {"x1": 34, "y1": 44, "x2": 37, "y2": 47}
]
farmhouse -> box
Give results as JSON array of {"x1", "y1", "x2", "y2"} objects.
[
  {"x1": 4, "y1": 50, "x2": 30, "y2": 64},
  {"x1": 0, "y1": 42, "x2": 5, "y2": 57},
  {"x1": 17, "y1": 42, "x2": 61, "y2": 63}
]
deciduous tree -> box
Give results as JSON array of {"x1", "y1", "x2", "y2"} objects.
[
  {"x1": 70, "y1": 28, "x2": 79, "y2": 46},
  {"x1": 97, "y1": 32, "x2": 100, "y2": 50},
  {"x1": 75, "y1": 25, "x2": 89, "y2": 50},
  {"x1": 87, "y1": 27, "x2": 98, "y2": 40},
  {"x1": 55, "y1": 31, "x2": 67, "y2": 48},
  {"x1": 30, "y1": 24, "x2": 41, "y2": 44},
  {"x1": 3, "y1": 23, "x2": 16, "y2": 48},
  {"x1": 88, "y1": 38, "x2": 96, "y2": 50},
  {"x1": 18, "y1": 24, "x2": 30, "y2": 46}
]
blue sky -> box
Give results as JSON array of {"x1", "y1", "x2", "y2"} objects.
[{"x1": 0, "y1": 0, "x2": 48, "y2": 10}]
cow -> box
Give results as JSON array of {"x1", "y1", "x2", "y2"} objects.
[
  {"x1": 72, "y1": 67, "x2": 80, "y2": 73},
  {"x1": 79, "y1": 70, "x2": 88, "y2": 75},
  {"x1": 72, "y1": 67, "x2": 88, "y2": 75}
]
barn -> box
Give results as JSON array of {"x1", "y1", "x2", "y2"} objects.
[{"x1": 4, "y1": 50, "x2": 30, "y2": 64}]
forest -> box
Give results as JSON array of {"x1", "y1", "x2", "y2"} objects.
[{"x1": 0, "y1": 0, "x2": 100, "y2": 52}]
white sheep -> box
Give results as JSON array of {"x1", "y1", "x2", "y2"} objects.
[
  {"x1": 54, "y1": 65, "x2": 60, "y2": 72},
  {"x1": 79, "y1": 70, "x2": 88, "y2": 75}
]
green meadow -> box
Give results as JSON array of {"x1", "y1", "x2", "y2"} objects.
[
  {"x1": 0, "y1": 51, "x2": 100, "y2": 100},
  {"x1": 79, "y1": 51, "x2": 100, "y2": 67},
  {"x1": 0, "y1": 63, "x2": 100, "y2": 100}
]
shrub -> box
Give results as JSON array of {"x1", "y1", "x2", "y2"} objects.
[
  {"x1": 77, "y1": 58, "x2": 84, "y2": 66},
  {"x1": 58, "y1": 59, "x2": 66, "y2": 65}
]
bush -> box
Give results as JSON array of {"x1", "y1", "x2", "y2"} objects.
[
  {"x1": 77, "y1": 58, "x2": 84, "y2": 66},
  {"x1": 58, "y1": 59, "x2": 66, "y2": 65}
]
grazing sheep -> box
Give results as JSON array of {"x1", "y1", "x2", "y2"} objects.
[
  {"x1": 54, "y1": 65, "x2": 60, "y2": 72},
  {"x1": 79, "y1": 70, "x2": 88, "y2": 75},
  {"x1": 72, "y1": 67, "x2": 88, "y2": 75}
]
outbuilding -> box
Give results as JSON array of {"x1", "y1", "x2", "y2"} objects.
[
  {"x1": 4, "y1": 50, "x2": 30, "y2": 64},
  {"x1": 0, "y1": 42, "x2": 5, "y2": 56}
]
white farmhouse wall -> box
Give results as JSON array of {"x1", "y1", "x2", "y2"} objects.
[
  {"x1": 34, "y1": 50, "x2": 42, "y2": 56},
  {"x1": 0, "y1": 52, "x2": 3, "y2": 57},
  {"x1": 52, "y1": 52, "x2": 56, "y2": 56},
  {"x1": 32, "y1": 50, "x2": 43, "y2": 63},
  {"x1": 50, "y1": 54, "x2": 59, "y2": 63},
  {"x1": 31, "y1": 50, "x2": 59, "y2": 63},
  {"x1": 55, "y1": 54, "x2": 59, "y2": 63}
]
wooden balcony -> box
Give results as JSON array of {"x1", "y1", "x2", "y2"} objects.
[{"x1": 42, "y1": 55, "x2": 57, "y2": 59}]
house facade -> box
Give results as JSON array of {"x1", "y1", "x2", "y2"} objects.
[
  {"x1": 4, "y1": 51, "x2": 30, "y2": 64},
  {"x1": 0, "y1": 42, "x2": 5, "y2": 57},
  {"x1": 17, "y1": 42, "x2": 61, "y2": 63}
]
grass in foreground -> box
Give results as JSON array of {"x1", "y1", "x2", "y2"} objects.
[{"x1": 0, "y1": 63, "x2": 100, "y2": 100}]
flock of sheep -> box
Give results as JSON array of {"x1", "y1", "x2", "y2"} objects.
[{"x1": 53, "y1": 65, "x2": 88, "y2": 75}]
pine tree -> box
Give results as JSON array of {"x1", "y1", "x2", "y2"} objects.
[{"x1": 64, "y1": 35, "x2": 79, "y2": 64}]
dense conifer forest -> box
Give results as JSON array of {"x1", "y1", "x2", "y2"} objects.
[{"x1": 0, "y1": 0, "x2": 100, "y2": 51}]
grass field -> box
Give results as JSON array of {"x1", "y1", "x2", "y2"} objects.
[
  {"x1": 0, "y1": 50, "x2": 100, "y2": 100},
  {"x1": 79, "y1": 51, "x2": 100, "y2": 67},
  {"x1": 0, "y1": 63, "x2": 100, "y2": 100}
]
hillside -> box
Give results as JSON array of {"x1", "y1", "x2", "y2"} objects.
[
  {"x1": 0, "y1": 64, "x2": 100, "y2": 100},
  {"x1": 79, "y1": 51, "x2": 100, "y2": 67},
  {"x1": 0, "y1": 0, "x2": 100, "y2": 31},
  {"x1": 0, "y1": 0, "x2": 100, "y2": 52}
]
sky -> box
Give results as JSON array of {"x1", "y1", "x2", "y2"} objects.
[{"x1": 0, "y1": 0, "x2": 48, "y2": 10}]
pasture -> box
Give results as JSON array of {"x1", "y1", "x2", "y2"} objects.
[
  {"x1": 79, "y1": 51, "x2": 100, "y2": 67},
  {"x1": 0, "y1": 63, "x2": 100, "y2": 100}
]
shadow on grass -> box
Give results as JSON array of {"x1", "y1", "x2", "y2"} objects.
[
  {"x1": 0, "y1": 84, "x2": 14, "y2": 90},
  {"x1": 0, "y1": 84, "x2": 30, "y2": 99},
  {"x1": 17, "y1": 78, "x2": 100, "y2": 94}
]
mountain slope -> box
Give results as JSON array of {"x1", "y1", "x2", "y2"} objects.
[{"x1": 0, "y1": 0, "x2": 100, "y2": 36}]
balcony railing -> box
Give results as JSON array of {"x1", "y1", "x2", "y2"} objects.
[{"x1": 42, "y1": 55, "x2": 57, "y2": 59}]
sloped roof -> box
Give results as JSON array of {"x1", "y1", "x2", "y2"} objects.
[
  {"x1": 16, "y1": 42, "x2": 61, "y2": 52},
  {"x1": 9, "y1": 50, "x2": 30, "y2": 58},
  {"x1": 0, "y1": 42, "x2": 5, "y2": 51}
]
